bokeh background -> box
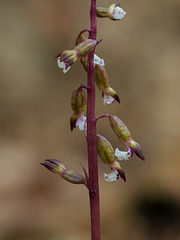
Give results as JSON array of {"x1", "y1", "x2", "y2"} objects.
[{"x1": 1, "y1": 0, "x2": 180, "y2": 239}]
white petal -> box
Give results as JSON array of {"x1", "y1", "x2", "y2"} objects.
[
  {"x1": 57, "y1": 58, "x2": 70, "y2": 73},
  {"x1": 104, "y1": 170, "x2": 119, "y2": 182},
  {"x1": 103, "y1": 93, "x2": 115, "y2": 105},
  {"x1": 94, "y1": 54, "x2": 105, "y2": 67},
  {"x1": 112, "y1": 7, "x2": 126, "y2": 20},
  {"x1": 115, "y1": 148, "x2": 131, "y2": 160},
  {"x1": 76, "y1": 115, "x2": 86, "y2": 131}
]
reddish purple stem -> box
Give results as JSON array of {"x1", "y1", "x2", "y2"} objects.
[{"x1": 87, "y1": 1, "x2": 101, "y2": 240}]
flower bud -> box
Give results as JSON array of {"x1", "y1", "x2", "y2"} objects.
[
  {"x1": 97, "y1": 134, "x2": 115, "y2": 164},
  {"x1": 41, "y1": 159, "x2": 66, "y2": 174},
  {"x1": 41, "y1": 159, "x2": 86, "y2": 185},
  {"x1": 71, "y1": 88, "x2": 86, "y2": 114},
  {"x1": 94, "y1": 65, "x2": 120, "y2": 104},
  {"x1": 96, "y1": 3, "x2": 126, "y2": 21}
]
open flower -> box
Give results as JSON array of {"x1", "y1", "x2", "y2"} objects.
[
  {"x1": 108, "y1": 3, "x2": 126, "y2": 20},
  {"x1": 115, "y1": 148, "x2": 132, "y2": 160},
  {"x1": 96, "y1": 3, "x2": 126, "y2": 21},
  {"x1": 56, "y1": 39, "x2": 98, "y2": 73},
  {"x1": 103, "y1": 92, "x2": 115, "y2": 105},
  {"x1": 108, "y1": 115, "x2": 145, "y2": 160},
  {"x1": 94, "y1": 54, "x2": 105, "y2": 67},
  {"x1": 104, "y1": 169, "x2": 119, "y2": 182},
  {"x1": 57, "y1": 57, "x2": 71, "y2": 73},
  {"x1": 76, "y1": 114, "x2": 86, "y2": 131}
]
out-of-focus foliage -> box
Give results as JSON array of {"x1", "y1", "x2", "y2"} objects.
[{"x1": 0, "y1": 0, "x2": 180, "y2": 239}]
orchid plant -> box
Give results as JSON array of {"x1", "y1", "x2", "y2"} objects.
[{"x1": 41, "y1": 2, "x2": 144, "y2": 240}]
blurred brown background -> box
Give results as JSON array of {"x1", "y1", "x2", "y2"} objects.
[{"x1": 0, "y1": 0, "x2": 180, "y2": 239}]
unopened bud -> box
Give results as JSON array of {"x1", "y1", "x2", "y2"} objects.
[
  {"x1": 41, "y1": 159, "x2": 86, "y2": 185},
  {"x1": 41, "y1": 159, "x2": 66, "y2": 174}
]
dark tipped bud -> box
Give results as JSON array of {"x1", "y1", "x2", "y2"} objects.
[
  {"x1": 41, "y1": 159, "x2": 66, "y2": 174},
  {"x1": 41, "y1": 159, "x2": 86, "y2": 185}
]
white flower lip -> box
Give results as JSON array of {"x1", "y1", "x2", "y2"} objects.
[
  {"x1": 103, "y1": 93, "x2": 115, "y2": 105},
  {"x1": 57, "y1": 57, "x2": 70, "y2": 73},
  {"x1": 94, "y1": 54, "x2": 105, "y2": 67},
  {"x1": 104, "y1": 170, "x2": 119, "y2": 182},
  {"x1": 115, "y1": 148, "x2": 131, "y2": 160},
  {"x1": 76, "y1": 114, "x2": 86, "y2": 131},
  {"x1": 112, "y1": 7, "x2": 126, "y2": 20}
]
